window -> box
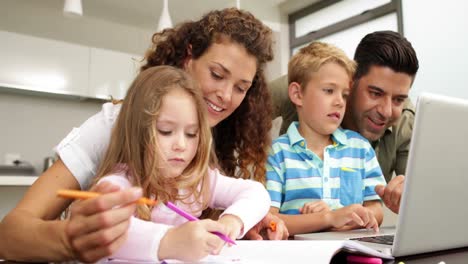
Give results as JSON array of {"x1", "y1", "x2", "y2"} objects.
[{"x1": 289, "y1": 0, "x2": 403, "y2": 58}]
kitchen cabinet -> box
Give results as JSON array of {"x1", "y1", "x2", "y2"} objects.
[
  {"x1": 0, "y1": 30, "x2": 141, "y2": 99},
  {"x1": 0, "y1": 30, "x2": 89, "y2": 96},
  {"x1": 89, "y1": 48, "x2": 140, "y2": 100}
]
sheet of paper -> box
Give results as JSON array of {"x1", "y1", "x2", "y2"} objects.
[{"x1": 102, "y1": 240, "x2": 393, "y2": 264}]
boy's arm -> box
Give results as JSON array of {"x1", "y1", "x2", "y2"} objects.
[
  {"x1": 363, "y1": 200, "x2": 383, "y2": 226},
  {"x1": 269, "y1": 207, "x2": 333, "y2": 235}
]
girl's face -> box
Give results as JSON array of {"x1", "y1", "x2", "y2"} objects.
[
  {"x1": 185, "y1": 38, "x2": 257, "y2": 127},
  {"x1": 156, "y1": 88, "x2": 200, "y2": 179}
]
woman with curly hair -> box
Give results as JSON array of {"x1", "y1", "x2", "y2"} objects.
[{"x1": 0, "y1": 8, "x2": 288, "y2": 263}]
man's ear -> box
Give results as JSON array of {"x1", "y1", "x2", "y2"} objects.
[{"x1": 288, "y1": 82, "x2": 303, "y2": 107}]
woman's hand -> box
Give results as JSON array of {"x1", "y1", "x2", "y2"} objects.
[
  {"x1": 158, "y1": 219, "x2": 226, "y2": 262},
  {"x1": 65, "y1": 181, "x2": 142, "y2": 263},
  {"x1": 244, "y1": 212, "x2": 289, "y2": 240}
]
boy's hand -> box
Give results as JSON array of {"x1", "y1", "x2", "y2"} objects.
[
  {"x1": 158, "y1": 219, "x2": 226, "y2": 262},
  {"x1": 326, "y1": 204, "x2": 379, "y2": 232},
  {"x1": 299, "y1": 201, "x2": 331, "y2": 214},
  {"x1": 244, "y1": 212, "x2": 289, "y2": 240}
]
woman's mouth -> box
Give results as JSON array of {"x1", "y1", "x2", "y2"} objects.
[{"x1": 205, "y1": 99, "x2": 224, "y2": 113}]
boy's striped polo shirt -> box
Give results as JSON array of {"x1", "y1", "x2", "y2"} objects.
[{"x1": 266, "y1": 122, "x2": 386, "y2": 214}]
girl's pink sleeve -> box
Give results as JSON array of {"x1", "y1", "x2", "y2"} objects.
[
  {"x1": 98, "y1": 174, "x2": 172, "y2": 262},
  {"x1": 109, "y1": 216, "x2": 171, "y2": 262},
  {"x1": 208, "y1": 169, "x2": 270, "y2": 238}
]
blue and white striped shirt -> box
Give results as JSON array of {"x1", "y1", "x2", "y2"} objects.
[{"x1": 266, "y1": 122, "x2": 386, "y2": 214}]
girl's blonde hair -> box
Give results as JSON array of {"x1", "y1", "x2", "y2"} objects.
[{"x1": 94, "y1": 66, "x2": 212, "y2": 220}]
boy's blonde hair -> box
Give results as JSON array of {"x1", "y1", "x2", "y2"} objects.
[
  {"x1": 94, "y1": 66, "x2": 212, "y2": 220},
  {"x1": 288, "y1": 41, "x2": 356, "y2": 90}
]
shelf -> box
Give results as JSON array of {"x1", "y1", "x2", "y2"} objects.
[{"x1": 0, "y1": 176, "x2": 38, "y2": 186}]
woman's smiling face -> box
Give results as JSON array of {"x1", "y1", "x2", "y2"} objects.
[{"x1": 185, "y1": 38, "x2": 257, "y2": 127}]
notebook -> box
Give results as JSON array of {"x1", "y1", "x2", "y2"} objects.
[{"x1": 295, "y1": 93, "x2": 468, "y2": 257}]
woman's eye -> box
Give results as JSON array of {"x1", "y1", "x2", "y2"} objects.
[
  {"x1": 236, "y1": 86, "x2": 247, "y2": 93},
  {"x1": 211, "y1": 71, "x2": 223, "y2": 80}
]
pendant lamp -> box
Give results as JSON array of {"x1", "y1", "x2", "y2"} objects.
[
  {"x1": 157, "y1": 0, "x2": 173, "y2": 32},
  {"x1": 63, "y1": 0, "x2": 83, "y2": 17}
]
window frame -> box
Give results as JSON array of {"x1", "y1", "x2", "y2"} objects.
[{"x1": 288, "y1": 0, "x2": 403, "y2": 55}]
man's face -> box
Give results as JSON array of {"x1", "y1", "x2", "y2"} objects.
[{"x1": 345, "y1": 65, "x2": 413, "y2": 141}]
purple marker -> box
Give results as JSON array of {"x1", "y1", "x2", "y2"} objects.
[{"x1": 165, "y1": 201, "x2": 237, "y2": 245}]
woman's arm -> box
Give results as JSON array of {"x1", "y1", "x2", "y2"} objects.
[{"x1": 0, "y1": 159, "x2": 141, "y2": 262}]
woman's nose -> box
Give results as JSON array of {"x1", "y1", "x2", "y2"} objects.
[{"x1": 215, "y1": 83, "x2": 233, "y2": 105}]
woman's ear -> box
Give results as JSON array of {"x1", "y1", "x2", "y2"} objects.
[
  {"x1": 288, "y1": 82, "x2": 303, "y2": 107},
  {"x1": 183, "y1": 44, "x2": 193, "y2": 70}
]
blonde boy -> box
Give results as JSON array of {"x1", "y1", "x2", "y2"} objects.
[{"x1": 266, "y1": 42, "x2": 387, "y2": 235}]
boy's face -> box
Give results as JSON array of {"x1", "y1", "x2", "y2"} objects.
[
  {"x1": 295, "y1": 62, "x2": 351, "y2": 137},
  {"x1": 156, "y1": 88, "x2": 200, "y2": 179},
  {"x1": 345, "y1": 65, "x2": 413, "y2": 141}
]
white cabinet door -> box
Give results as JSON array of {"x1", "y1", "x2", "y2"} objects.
[
  {"x1": 0, "y1": 31, "x2": 89, "y2": 96},
  {"x1": 89, "y1": 48, "x2": 140, "y2": 100}
]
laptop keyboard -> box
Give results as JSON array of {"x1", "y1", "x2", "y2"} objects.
[{"x1": 350, "y1": 234, "x2": 395, "y2": 245}]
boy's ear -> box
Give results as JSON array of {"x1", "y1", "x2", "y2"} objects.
[{"x1": 288, "y1": 82, "x2": 303, "y2": 107}]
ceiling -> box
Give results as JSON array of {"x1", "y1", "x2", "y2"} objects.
[
  {"x1": 82, "y1": 0, "x2": 287, "y2": 30},
  {"x1": 31, "y1": 0, "x2": 321, "y2": 30}
]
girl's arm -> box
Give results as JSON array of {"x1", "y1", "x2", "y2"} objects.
[
  {"x1": 208, "y1": 169, "x2": 271, "y2": 238},
  {"x1": 99, "y1": 174, "x2": 227, "y2": 262},
  {"x1": 0, "y1": 159, "x2": 139, "y2": 262}
]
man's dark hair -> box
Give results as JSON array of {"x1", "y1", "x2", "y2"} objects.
[{"x1": 354, "y1": 30, "x2": 419, "y2": 81}]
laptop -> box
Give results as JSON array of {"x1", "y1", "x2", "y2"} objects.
[{"x1": 295, "y1": 93, "x2": 468, "y2": 257}]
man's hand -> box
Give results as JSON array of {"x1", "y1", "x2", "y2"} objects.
[{"x1": 375, "y1": 175, "x2": 405, "y2": 214}]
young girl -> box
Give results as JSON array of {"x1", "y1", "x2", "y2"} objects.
[{"x1": 93, "y1": 66, "x2": 270, "y2": 262}]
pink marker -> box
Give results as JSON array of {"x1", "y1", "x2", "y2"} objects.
[
  {"x1": 347, "y1": 255, "x2": 383, "y2": 264},
  {"x1": 165, "y1": 201, "x2": 237, "y2": 245}
]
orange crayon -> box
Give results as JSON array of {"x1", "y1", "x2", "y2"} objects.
[
  {"x1": 57, "y1": 189, "x2": 157, "y2": 206},
  {"x1": 269, "y1": 221, "x2": 277, "y2": 232}
]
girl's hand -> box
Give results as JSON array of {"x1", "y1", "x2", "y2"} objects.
[
  {"x1": 326, "y1": 204, "x2": 379, "y2": 232},
  {"x1": 65, "y1": 181, "x2": 142, "y2": 263},
  {"x1": 299, "y1": 201, "x2": 331, "y2": 214},
  {"x1": 218, "y1": 214, "x2": 243, "y2": 242},
  {"x1": 158, "y1": 219, "x2": 226, "y2": 262},
  {"x1": 244, "y1": 212, "x2": 289, "y2": 240}
]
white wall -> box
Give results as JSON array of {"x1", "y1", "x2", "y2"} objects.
[
  {"x1": 403, "y1": 0, "x2": 468, "y2": 102},
  {"x1": 0, "y1": 91, "x2": 102, "y2": 174}
]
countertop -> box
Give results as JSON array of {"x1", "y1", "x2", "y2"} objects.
[{"x1": 0, "y1": 176, "x2": 38, "y2": 186}]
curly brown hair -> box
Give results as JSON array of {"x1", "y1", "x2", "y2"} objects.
[{"x1": 141, "y1": 8, "x2": 273, "y2": 183}]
